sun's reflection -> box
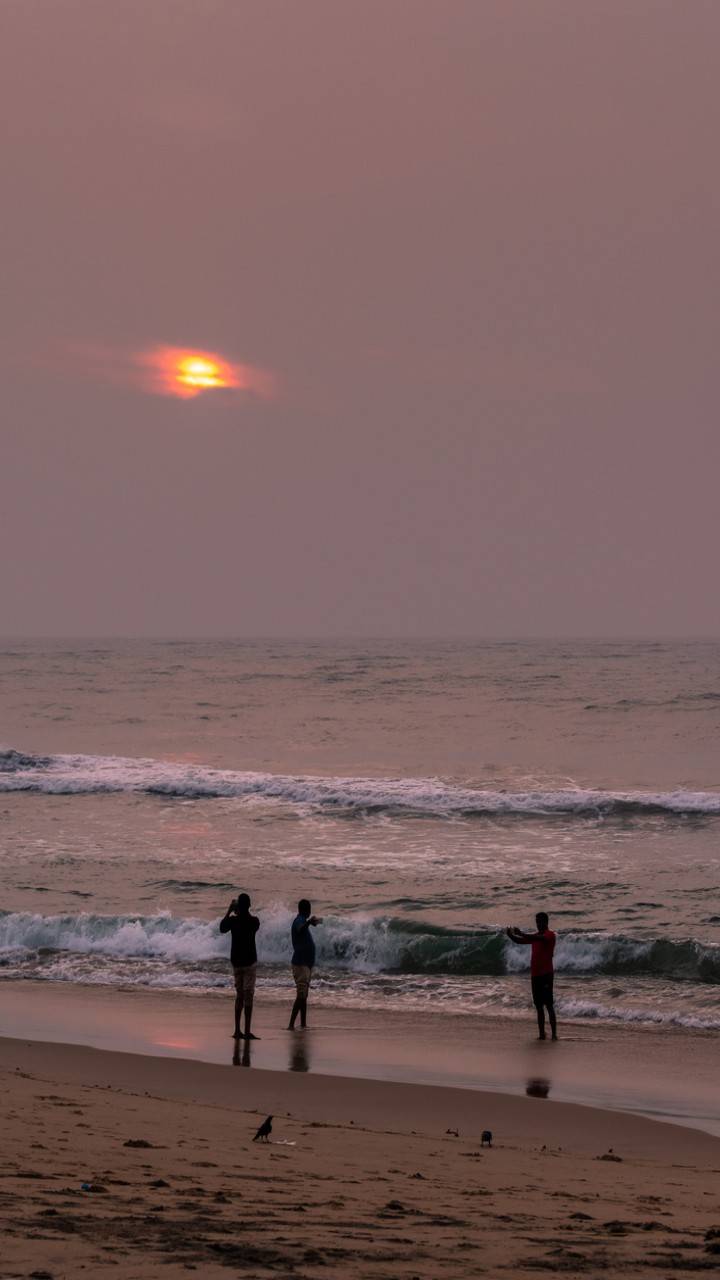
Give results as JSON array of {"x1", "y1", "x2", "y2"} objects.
[{"x1": 152, "y1": 1038, "x2": 199, "y2": 1051}]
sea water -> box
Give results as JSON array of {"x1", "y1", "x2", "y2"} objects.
[{"x1": 1, "y1": 639, "x2": 718, "y2": 1033}]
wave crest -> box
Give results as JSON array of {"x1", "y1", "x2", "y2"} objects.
[
  {"x1": 1, "y1": 749, "x2": 719, "y2": 818},
  {"x1": 1, "y1": 909, "x2": 718, "y2": 983}
]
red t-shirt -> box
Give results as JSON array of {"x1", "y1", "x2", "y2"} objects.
[{"x1": 530, "y1": 929, "x2": 556, "y2": 977}]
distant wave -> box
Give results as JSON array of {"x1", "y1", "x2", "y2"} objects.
[
  {"x1": 2, "y1": 749, "x2": 719, "y2": 818},
  {"x1": 1, "y1": 909, "x2": 718, "y2": 983}
]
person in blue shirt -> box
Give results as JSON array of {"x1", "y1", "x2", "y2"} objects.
[{"x1": 288, "y1": 898, "x2": 322, "y2": 1030}]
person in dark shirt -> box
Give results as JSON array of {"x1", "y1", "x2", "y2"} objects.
[
  {"x1": 220, "y1": 892, "x2": 260, "y2": 1041},
  {"x1": 288, "y1": 898, "x2": 322, "y2": 1031},
  {"x1": 506, "y1": 912, "x2": 558, "y2": 1041}
]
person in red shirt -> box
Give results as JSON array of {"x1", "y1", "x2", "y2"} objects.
[{"x1": 506, "y1": 912, "x2": 558, "y2": 1041}]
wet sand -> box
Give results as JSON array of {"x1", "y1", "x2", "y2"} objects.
[
  {"x1": 1, "y1": 979, "x2": 718, "y2": 1136},
  {"x1": 1, "y1": 1033, "x2": 720, "y2": 1279}
]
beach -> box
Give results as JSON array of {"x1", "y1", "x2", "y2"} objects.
[
  {"x1": 2, "y1": 638, "x2": 720, "y2": 1275},
  {"x1": 2, "y1": 1033, "x2": 720, "y2": 1279}
]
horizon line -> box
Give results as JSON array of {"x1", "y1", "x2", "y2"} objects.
[{"x1": 1, "y1": 633, "x2": 720, "y2": 644}]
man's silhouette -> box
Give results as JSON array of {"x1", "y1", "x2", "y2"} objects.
[
  {"x1": 506, "y1": 912, "x2": 558, "y2": 1040},
  {"x1": 220, "y1": 892, "x2": 260, "y2": 1040},
  {"x1": 288, "y1": 898, "x2": 322, "y2": 1030}
]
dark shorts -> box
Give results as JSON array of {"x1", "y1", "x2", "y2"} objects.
[{"x1": 531, "y1": 974, "x2": 554, "y2": 1007}]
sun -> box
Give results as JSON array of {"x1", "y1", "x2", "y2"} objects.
[
  {"x1": 134, "y1": 344, "x2": 274, "y2": 400},
  {"x1": 167, "y1": 349, "x2": 239, "y2": 397},
  {"x1": 143, "y1": 346, "x2": 242, "y2": 398},
  {"x1": 176, "y1": 355, "x2": 225, "y2": 391}
]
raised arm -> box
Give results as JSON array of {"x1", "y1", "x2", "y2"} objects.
[
  {"x1": 506, "y1": 926, "x2": 541, "y2": 944},
  {"x1": 219, "y1": 899, "x2": 236, "y2": 933}
]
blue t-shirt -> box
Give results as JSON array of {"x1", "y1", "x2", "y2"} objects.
[{"x1": 291, "y1": 914, "x2": 316, "y2": 967}]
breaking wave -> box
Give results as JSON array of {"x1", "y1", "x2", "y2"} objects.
[
  {"x1": 1, "y1": 909, "x2": 718, "y2": 983},
  {"x1": 1, "y1": 749, "x2": 719, "y2": 818}
]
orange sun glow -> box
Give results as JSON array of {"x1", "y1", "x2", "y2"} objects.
[
  {"x1": 149, "y1": 346, "x2": 242, "y2": 398},
  {"x1": 57, "y1": 340, "x2": 275, "y2": 401}
]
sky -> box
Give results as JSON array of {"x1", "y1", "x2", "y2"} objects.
[{"x1": 2, "y1": 0, "x2": 719, "y2": 638}]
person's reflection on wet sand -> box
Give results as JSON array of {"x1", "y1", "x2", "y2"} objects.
[
  {"x1": 289, "y1": 1037, "x2": 310, "y2": 1073},
  {"x1": 526, "y1": 1077, "x2": 550, "y2": 1098},
  {"x1": 233, "y1": 1039, "x2": 252, "y2": 1068}
]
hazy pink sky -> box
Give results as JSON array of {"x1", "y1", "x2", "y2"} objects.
[{"x1": 2, "y1": 0, "x2": 719, "y2": 636}]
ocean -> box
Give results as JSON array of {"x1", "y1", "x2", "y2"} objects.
[{"x1": 1, "y1": 638, "x2": 719, "y2": 1035}]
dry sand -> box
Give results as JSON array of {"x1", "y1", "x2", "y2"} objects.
[{"x1": 1, "y1": 1036, "x2": 719, "y2": 1279}]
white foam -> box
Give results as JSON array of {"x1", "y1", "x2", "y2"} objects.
[
  {"x1": 557, "y1": 996, "x2": 720, "y2": 1032},
  {"x1": 504, "y1": 932, "x2": 652, "y2": 974},
  {"x1": 2, "y1": 748, "x2": 720, "y2": 816},
  {"x1": 1, "y1": 908, "x2": 719, "y2": 1029},
  {"x1": 0, "y1": 907, "x2": 400, "y2": 972},
  {"x1": 2, "y1": 910, "x2": 717, "y2": 982}
]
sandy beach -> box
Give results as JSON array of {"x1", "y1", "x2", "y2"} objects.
[{"x1": 2, "y1": 1032, "x2": 719, "y2": 1279}]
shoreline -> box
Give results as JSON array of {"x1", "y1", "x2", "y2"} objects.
[
  {"x1": 2, "y1": 978, "x2": 719, "y2": 1138},
  {"x1": 2, "y1": 1032, "x2": 719, "y2": 1162}
]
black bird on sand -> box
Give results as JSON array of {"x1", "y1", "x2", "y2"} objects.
[
  {"x1": 253, "y1": 1115, "x2": 273, "y2": 1142},
  {"x1": 481, "y1": 1130, "x2": 493, "y2": 1147}
]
